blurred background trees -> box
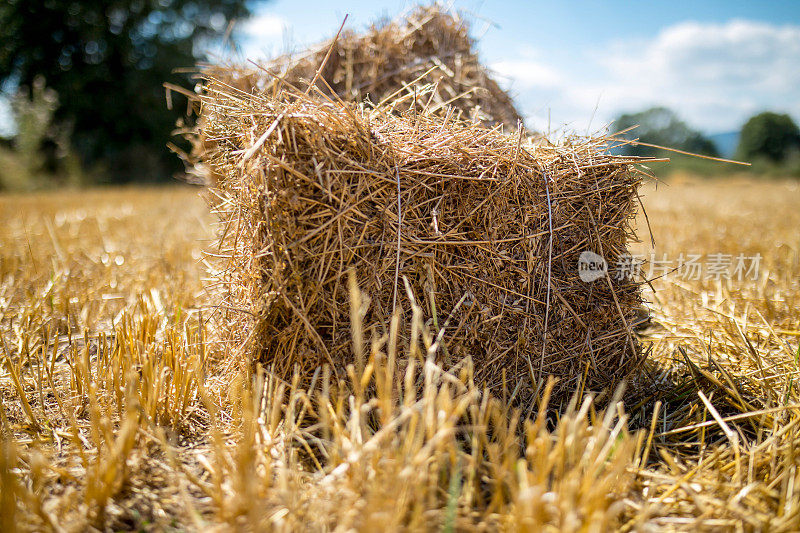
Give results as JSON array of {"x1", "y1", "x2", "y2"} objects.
[
  {"x1": 611, "y1": 107, "x2": 719, "y2": 158},
  {"x1": 736, "y1": 112, "x2": 800, "y2": 163},
  {"x1": 611, "y1": 107, "x2": 800, "y2": 178},
  {"x1": 0, "y1": 75, "x2": 83, "y2": 190},
  {"x1": 0, "y1": 0, "x2": 252, "y2": 188},
  {"x1": 0, "y1": 0, "x2": 797, "y2": 190}
]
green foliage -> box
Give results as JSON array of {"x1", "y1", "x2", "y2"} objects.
[
  {"x1": 0, "y1": 145, "x2": 32, "y2": 191},
  {"x1": 612, "y1": 107, "x2": 719, "y2": 158},
  {"x1": 0, "y1": 0, "x2": 252, "y2": 184},
  {"x1": 735, "y1": 112, "x2": 800, "y2": 163},
  {"x1": 645, "y1": 154, "x2": 800, "y2": 181},
  {"x1": 11, "y1": 76, "x2": 58, "y2": 174},
  {"x1": 644, "y1": 155, "x2": 737, "y2": 178},
  {"x1": 0, "y1": 76, "x2": 83, "y2": 190}
]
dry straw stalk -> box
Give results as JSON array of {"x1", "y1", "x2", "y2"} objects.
[
  {"x1": 201, "y1": 5, "x2": 523, "y2": 131},
  {"x1": 197, "y1": 78, "x2": 647, "y2": 405}
]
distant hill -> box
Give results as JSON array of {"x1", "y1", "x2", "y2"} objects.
[{"x1": 708, "y1": 131, "x2": 740, "y2": 159}]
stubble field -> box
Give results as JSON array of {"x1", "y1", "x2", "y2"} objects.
[{"x1": 1, "y1": 177, "x2": 799, "y2": 531}]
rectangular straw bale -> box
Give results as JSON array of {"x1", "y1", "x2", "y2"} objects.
[{"x1": 198, "y1": 86, "x2": 645, "y2": 404}]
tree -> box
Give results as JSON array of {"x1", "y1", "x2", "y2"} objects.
[
  {"x1": 736, "y1": 112, "x2": 800, "y2": 163},
  {"x1": 612, "y1": 107, "x2": 719, "y2": 158},
  {"x1": 0, "y1": 0, "x2": 252, "y2": 183}
]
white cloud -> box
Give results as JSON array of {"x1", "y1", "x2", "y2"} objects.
[
  {"x1": 240, "y1": 13, "x2": 288, "y2": 39},
  {"x1": 491, "y1": 59, "x2": 563, "y2": 89},
  {"x1": 499, "y1": 19, "x2": 800, "y2": 133},
  {"x1": 236, "y1": 13, "x2": 291, "y2": 60}
]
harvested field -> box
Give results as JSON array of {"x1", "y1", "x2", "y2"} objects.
[
  {"x1": 3, "y1": 0, "x2": 799, "y2": 531},
  {"x1": 2, "y1": 177, "x2": 799, "y2": 531}
]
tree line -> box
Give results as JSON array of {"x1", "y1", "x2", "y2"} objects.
[
  {"x1": 0, "y1": 0, "x2": 251, "y2": 189},
  {"x1": 612, "y1": 107, "x2": 800, "y2": 166}
]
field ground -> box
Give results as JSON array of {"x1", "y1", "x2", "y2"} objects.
[{"x1": 1, "y1": 177, "x2": 799, "y2": 530}]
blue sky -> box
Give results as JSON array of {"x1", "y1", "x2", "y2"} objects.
[
  {"x1": 1, "y1": 1, "x2": 796, "y2": 137},
  {"x1": 232, "y1": 0, "x2": 800, "y2": 134}
]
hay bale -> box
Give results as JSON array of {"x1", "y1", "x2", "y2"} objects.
[
  {"x1": 196, "y1": 81, "x2": 646, "y2": 404},
  {"x1": 205, "y1": 5, "x2": 522, "y2": 130}
]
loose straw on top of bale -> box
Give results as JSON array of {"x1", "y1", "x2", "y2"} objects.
[
  {"x1": 195, "y1": 79, "x2": 648, "y2": 406},
  {"x1": 202, "y1": 4, "x2": 523, "y2": 131}
]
